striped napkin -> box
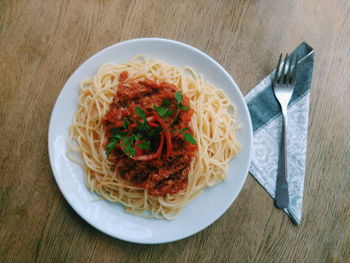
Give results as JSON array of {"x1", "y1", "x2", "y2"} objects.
[{"x1": 244, "y1": 43, "x2": 314, "y2": 224}]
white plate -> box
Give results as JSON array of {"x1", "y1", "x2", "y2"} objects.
[{"x1": 48, "y1": 38, "x2": 252, "y2": 244}]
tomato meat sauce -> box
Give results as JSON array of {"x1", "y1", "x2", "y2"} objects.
[{"x1": 102, "y1": 71, "x2": 197, "y2": 196}]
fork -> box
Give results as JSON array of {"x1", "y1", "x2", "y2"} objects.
[{"x1": 273, "y1": 53, "x2": 299, "y2": 209}]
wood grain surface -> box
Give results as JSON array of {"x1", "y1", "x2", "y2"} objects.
[{"x1": 1, "y1": 0, "x2": 349, "y2": 262}]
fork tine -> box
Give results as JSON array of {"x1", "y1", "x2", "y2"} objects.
[
  {"x1": 274, "y1": 54, "x2": 282, "y2": 86},
  {"x1": 286, "y1": 54, "x2": 294, "y2": 84},
  {"x1": 291, "y1": 54, "x2": 299, "y2": 84},
  {"x1": 280, "y1": 53, "x2": 288, "y2": 83}
]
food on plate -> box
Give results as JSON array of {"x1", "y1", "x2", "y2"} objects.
[{"x1": 68, "y1": 56, "x2": 240, "y2": 219}]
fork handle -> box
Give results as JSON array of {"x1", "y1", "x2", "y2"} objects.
[{"x1": 275, "y1": 106, "x2": 290, "y2": 208}]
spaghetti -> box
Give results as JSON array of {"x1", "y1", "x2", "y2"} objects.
[{"x1": 68, "y1": 55, "x2": 240, "y2": 219}]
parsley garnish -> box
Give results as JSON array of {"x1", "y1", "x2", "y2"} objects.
[
  {"x1": 171, "y1": 128, "x2": 197, "y2": 146},
  {"x1": 136, "y1": 106, "x2": 146, "y2": 120},
  {"x1": 162, "y1": 99, "x2": 171, "y2": 107},
  {"x1": 175, "y1": 91, "x2": 190, "y2": 111},
  {"x1": 123, "y1": 117, "x2": 129, "y2": 130},
  {"x1": 105, "y1": 139, "x2": 119, "y2": 156},
  {"x1": 137, "y1": 140, "x2": 151, "y2": 150},
  {"x1": 105, "y1": 127, "x2": 137, "y2": 157},
  {"x1": 169, "y1": 91, "x2": 190, "y2": 125},
  {"x1": 105, "y1": 91, "x2": 197, "y2": 158},
  {"x1": 136, "y1": 106, "x2": 150, "y2": 129},
  {"x1": 105, "y1": 119, "x2": 139, "y2": 157},
  {"x1": 121, "y1": 136, "x2": 136, "y2": 156},
  {"x1": 154, "y1": 99, "x2": 174, "y2": 119},
  {"x1": 180, "y1": 131, "x2": 197, "y2": 145},
  {"x1": 153, "y1": 91, "x2": 191, "y2": 126},
  {"x1": 154, "y1": 105, "x2": 173, "y2": 119},
  {"x1": 175, "y1": 91, "x2": 183, "y2": 105}
]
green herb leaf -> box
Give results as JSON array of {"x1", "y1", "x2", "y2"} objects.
[
  {"x1": 136, "y1": 106, "x2": 146, "y2": 119},
  {"x1": 136, "y1": 120, "x2": 148, "y2": 131},
  {"x1": 137, "y1": 140, "x2": 151, "y2": 150},
  {"x1": 111, "y1": 127, "x2": 122, "y2": 134},
  {"x1": 175, "y1": 91, "x2": 183, "y2": 105},
  {"x1": 124, "y1": 142, "x2": 136, "y2": 157},
  {"x1": 113, "y1": 133, "x2": 124, "y2": 139},
  {"x1": 163, "y1": 109, "x2": 173, "y2": 119},
  {"x1": 154, "y1": 106, "x2": 168, "y2": 117},
  {"x1": 162, "y1": 99, "x2": 171, "y2": 107},
  {"x1": 106, "y1": 128, "x2": 129, "y2": 156},
  {"x1": 106, "y1": 122, "x2": 143, "y2": 157},
  {"x1": 154, "y1": 106, "x2": 173, "y2": 119},
  {"x1": 170, "y1": 128, "x2": 189, "y2": 133},
  {"x1": 123, "y1": 117, "x2": 130, "y2": 130},
  {"x1": 179, "y1": 104, "x2": 190, "y2": 111},
  {"x1": 180, "y1": 131, "x2": 197, "y2": 145},
  {"x1": 118, "y1": 136, "x2": 137, "y2": 157},
  {"x1": 135, "y1": 106, "x2": 149, "y2": 129},
  {"x1": 105, "y1": 140, "x2": 118, "y2": 156},
  {"x1": 110, "y1": 128, "x2": 127, "y2": 139},
  {"x1": 121, "y1": 136, "x2": 131, "y2": 147}
]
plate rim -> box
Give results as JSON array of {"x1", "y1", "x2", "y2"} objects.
[{"x1": 48, "y1": 37, "x2": 253, "y2": 244}]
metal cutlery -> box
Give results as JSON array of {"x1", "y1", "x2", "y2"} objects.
[{"x1": 273, "y1": 53, "x2": 299, "y2": 208}]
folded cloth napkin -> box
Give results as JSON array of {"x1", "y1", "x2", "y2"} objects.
[{"x1": 244, "y1": 42, "x2": 314, "y2": 224}]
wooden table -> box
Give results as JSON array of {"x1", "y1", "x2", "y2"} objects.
[{"x1": 1, "y1": 0, "x2": 349, "y2": 262}]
